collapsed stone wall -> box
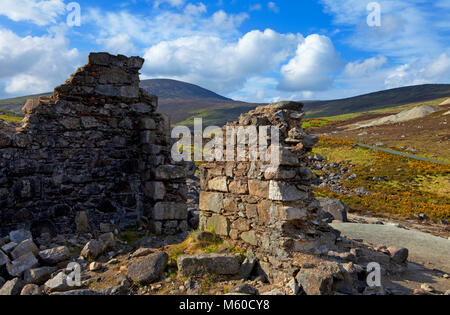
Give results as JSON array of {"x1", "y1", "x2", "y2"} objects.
[
  {"x1": 199, "y1": 102, "x2": 339, "y2": 282},
  {"x1": 0, "y1": 53, "x2": 187, "y2": 237}
]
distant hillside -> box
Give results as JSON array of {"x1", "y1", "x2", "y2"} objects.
[
  {"x1": 141, "y1": 79, "x2": 231, "y2": 101},
  {"x1": 1, "y1": 82, "x2": 449, "y2": 126},
  {"x1": 0, "y1": 93, "x2": 51, "y2": 115},
  {"x1": 304, "y1": 84, "x2": 450, "y2": 117},
  {"x1": 140, "y1": 79, "x2": 256, "y2": 124}
]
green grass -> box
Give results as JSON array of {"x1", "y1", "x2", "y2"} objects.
[
  {"x1": 312, "y1": 145, "x2": 376, "y2": 166},
  {"x1": 303, "y1": 113, "x2": 364, "y2": 130}
]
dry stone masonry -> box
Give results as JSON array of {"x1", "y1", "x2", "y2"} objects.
[
  {"x1": 199, "y1": 102, "x2": 340, "y2": 282},
  {"x1": 0, "y1": 53, "x2": 187, "y2": 237}
]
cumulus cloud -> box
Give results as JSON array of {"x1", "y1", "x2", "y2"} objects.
[
  {"x1": 385, "y1": 53, "x2": 450, "y2": 88},
  {"x1": 87, "y1": 4, "x2": 248, "y2": 51},
  {"x1": 0, "y1": 26, "x2": 81, "y2": 97},
  {"x1": 343, "y1": 56, "x2": 387, "y2": 78},
  {"x1": 278, "y1": 34, "x2": 342, "y2": 92},
  {"x1": 143, "y1": 29, "x2": 301, "y2": 93},
  {"x1": 0, "y1": 0, "x2": 66, "y2": 26},
  {"x1": 96, "y1": 34, "x2": 137, "y2": 56}
]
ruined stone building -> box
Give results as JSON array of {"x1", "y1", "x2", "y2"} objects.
[
  {"x1": 0, "y1": 53, "x2": 188, "y2": 237},
  {"x1": 0, "y1": 52, "x2": 340, "y2": 283}
]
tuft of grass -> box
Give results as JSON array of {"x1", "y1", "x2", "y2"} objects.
[{"x1": 166, "y1": 229, "x2": 224, "y2": 265}]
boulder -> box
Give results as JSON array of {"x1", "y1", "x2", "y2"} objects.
[
  {"x1": 0, "y1": 278, "x2": 24, "y2": 295},
  {"x1": 20, "y1": 284, "x2": 42, "y2": 295},
  {"x1": 240, "y1": 257, "x2": 257, "y2": 280},
  {"x1": 38, "y1": 246, "x2": 70, "y2": 265},
  {"x1": 81, "y1": 240, "x2": 105, "y2": 259},
  {"x1": 24, "y1": 266, "x2": 58, "y2": 285},
  {"x1": 296, "y1": 262, "x2": 344, "y2": 295},
  {"x1": 44, "y1": 272, "x2": 76, "y2": 293},
  {"x1": 9, "y1": 229, "x2": 32, "y2": 243},
  {"x1": 177, "y1": 254, "x2": 242, "y2": 277},
  {"x1": 131, "y1": 248, "x2": 154, "y2": 258},
  {"x1": 387, "y1": 247, "x2": 409, "y2": 264},
  {"x1": 6, "y1": 252, "x2": 39, "y2": 277},
  {"x1": 1, "y1": 242, "x2": 17, "y2": 254},
  {"x1": 11, "y1": 239, "x2": 39, "y2": 260},
  {"x1": 127, "y1": 252, "x2": 168, "y2": 285},
  {"x1": 89, "y1": 262, "x2": 103, "y2": 272},
  {"x1": 0, "y1": 249, "x2": 9, "y2": 267},
  {"x1": 318, "y1": 198, "x2": 348, "y2": 222}
]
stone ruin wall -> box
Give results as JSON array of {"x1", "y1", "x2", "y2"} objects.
[
  {"x1": 0, "y1": 53, "x2": 188, "y2": 237},
  {"x1": 198, "y1": 102, "x2": 339, "y2": 282}
]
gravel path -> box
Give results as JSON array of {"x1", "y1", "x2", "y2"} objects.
[{"x1": 331, "y1": 223, "x2": 450, "y2": 273}]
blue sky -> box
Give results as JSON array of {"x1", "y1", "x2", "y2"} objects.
[{"x1": 0, "y1": 0, "x2": 449, "y2": 102}]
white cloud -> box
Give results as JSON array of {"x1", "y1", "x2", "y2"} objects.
[
  {"x1": 143, "y1": 29, "x2": 301, "y2": 93},
  {"x1": 153, "y1": 0, "x2": 186, "y2": 9},
  {"x1": 278, "y1": 34, "x2": 342, "y2": 92},
  {"x1": 96, "y1": 34, "x2": 137, "y2": 56},
  {"x1": 0, "y1": 0, "x2": 66, "y2": 26},
  {"x1": 0, "y1": 26, "x2": 80, "y2": 97},
  {"x1": 343, "y1": 56, "x2": 387, "y2": 78},
  {"x1": 385, "y1": 53, "x2": 450, "y2": 88},
  {"x1": 268, "y1": 2, "x2": 280, "y2": 13},
  {"x1": 87, "y1": 5, "x2": 249, "y2": 51}
]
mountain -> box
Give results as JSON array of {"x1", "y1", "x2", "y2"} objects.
[
  {"x1": 140, "y1": 79, "x2": 231, "y2": 101},
  {"x1": 304, "y1": 84, "x2": 450, "y2": 117},
  {"x1": 1, "y1": 81, "x2": 449, "y2": 127},
  {"x1": 140, "y1": 79, "x2": 257, "y2": 124}
]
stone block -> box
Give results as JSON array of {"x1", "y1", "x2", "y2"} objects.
[{"x1": 199, "y1": 192, "x2": 223, "y2": 213}]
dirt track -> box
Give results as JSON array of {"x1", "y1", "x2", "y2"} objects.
[{"x1": 331, "y1": 222, "x2": 450, "y2": 273}]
